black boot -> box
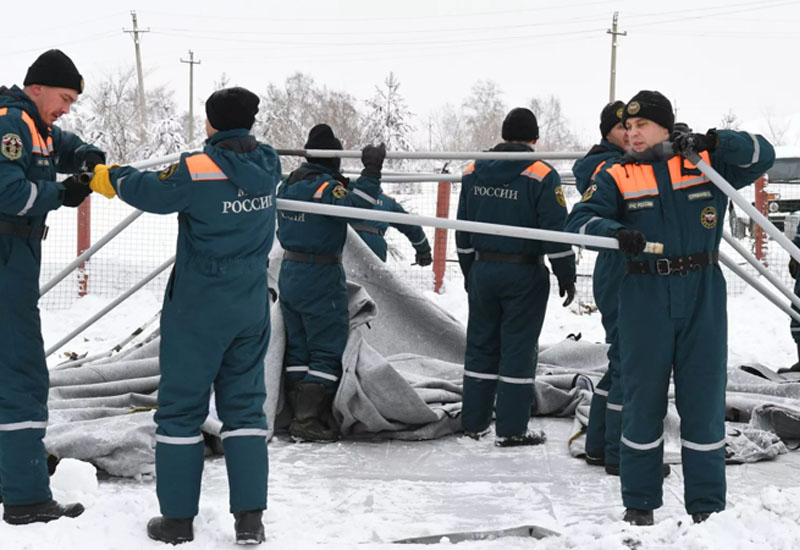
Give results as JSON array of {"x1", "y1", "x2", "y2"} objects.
[
  {"x1": 623, "y1": 508, "x2": 654, "y2": 526},
  {"x1": 692, "y1": 511, "x2": 713, "y2": 524},
  {"x1": 495, "y1": 430, "x2": 547, "y2": 447},
  {"x1": 234, "y1": 510, "x2": 265, "y2": 545},
  {"x1": 289, "y1": 383, "x2": 340, "y2": 442},
  {"x1": 584, "y1": 453, "x2": 605, "y2": 466},
  {"x1": 147, "y1": 516, "x2": 194, "y2": 545},
  {"x1": 778, "y1": 343, "x2": 800, "y2": 374},
  {"x1": 3, "y1": 499, "x2": 84, "y2": 525}
]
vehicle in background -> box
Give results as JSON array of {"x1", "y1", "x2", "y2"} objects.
[{"x1": 765, "y1": 156, "x2": 800, "y2": 232}]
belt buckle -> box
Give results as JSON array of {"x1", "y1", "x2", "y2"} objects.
[
  {"x1": 655, "y1": 258, "x2": 671, "y2": 276},
  {"x1": 40, "y1": 225, "x2": 49, "y2": 240}
]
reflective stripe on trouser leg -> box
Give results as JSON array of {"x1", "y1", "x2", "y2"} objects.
[
  {"x1": 792, "y1": 275, "x2": 800, "y2": 342},
  {"x1": 494, "y1": 266, "x2": 548, "y2": 437},
  {"x1": 462, "y1": 264, "x2": 502, "y2": 433},
  {"x1": 0, "y1": 237, "x2": 51, "y2": 506},
  {"x1": 673, "y1": 271, "x2": 728, "y2": 514},
  {"x1": 618, "y1": 275, "x2": 674, "y2": 511},
  {"x1": 216, "y1": 322, "x2": 270, "y2": 513},
  {"x1": 585, "y1": 369, "x2": 611, "y2": 458}
]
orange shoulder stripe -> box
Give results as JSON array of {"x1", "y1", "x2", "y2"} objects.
[
  {"x1": 607, "y1": 163, "x2": 659, "y2": 199},
  {"x1": 313, "y1": 181, "x2": 330, "y2": 199},
  {"x1": 185, "y1": 154, "x2": 228, "y2": 181},
  {"x1": 668, "y1": 152, "x2": 711, "y2": 190},
  {"x1": 521, "y1": 161, "x2": 551, "y2": 181}
]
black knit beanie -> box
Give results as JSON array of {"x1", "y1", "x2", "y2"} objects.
[
  {"x1": 600, "y1": 100, "x2": 625, "y2": 139},
  {"x1": 205, "y1": 87, "x2": 260, "y2": 131},
  {"x1": 621, "y1": 90, "x2": 674, "y2": 133},
  {"x1": 502, "y1": 107, "x2": 539, "y2": 142},
  {"x1": 305, "y1": 123, "x2": 342, "y2": 172},
  {"x1": 23, "y1": 49, "x2": 83, "y2": 94}
]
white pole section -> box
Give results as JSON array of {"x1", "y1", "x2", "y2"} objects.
[
  {"x1": 720, "y1": 251, "x2": 800, "y2": 322},
  {"x1": 277, "y1": 149, "x2": 585, "y2": 161}
]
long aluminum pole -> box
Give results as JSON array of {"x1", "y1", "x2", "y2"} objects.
[
  {"x1": 277, "y1": 198, "x2": 663, "y2": 253},
  {"x1": 40, "y1": 153, "x2": 182, "y2": 296},
  {"x1": 722, "y1": 232, "x2": 800, "y2": 309},
  {"x1": 304, "y1": 172, "x2": 576, "y2": 184},
  {"x1": 720, "y1": 251, "x2": 800, "y2": 322},
  {"x1": 45, "y1": 256, "x2": 175, "y2": 357},
  {"x1": 687, "y1": 151, "x2": 800, "y2": 264},
  {"x1": 277, "y1": 149, "x2": 584, "y2": 161}
]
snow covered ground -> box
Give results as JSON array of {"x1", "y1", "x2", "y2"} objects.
[{"x1": 3, "y1": 276, "x2": 800, "y2": 549}]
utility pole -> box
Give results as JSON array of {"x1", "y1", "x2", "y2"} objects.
[
  {"x1": 124, "y1": 11, "x2": 149, "y2": 141},
  {"x1": 607, "y1": 11, "x2": 627, "y2": 103},
  {"x1": 180, "y1": 50, "x2": 201, "y2": 144}
]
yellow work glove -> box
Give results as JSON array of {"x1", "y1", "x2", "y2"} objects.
[{"x1": 90, "y1": 164, "x2": 120, "y2": 199}]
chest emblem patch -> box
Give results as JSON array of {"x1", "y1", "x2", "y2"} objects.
[
  {"x1": 2, "y1": 133, "x2": 23, "y2": 161},
  {"x1": 701, "y1": 206, "x2": 717, "y2": 229},
  {"x1": 332, "y1": 184, "x2": 348, "y2": 199},
  {"x1": 554, "y1": 186, "x2": 566, "y2": 207}
]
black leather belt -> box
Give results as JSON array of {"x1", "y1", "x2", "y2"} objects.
[
  {"x1": 475, "y1": 251, "x2": 543, "y2": 265},
  {"x1": 626, "y1": 251, "x2": 719, "y2": 276},
  {"x1": 283, "y1": 251, "x2": 342, "y2": 264},
  {"x1": 0, "y1": 221, "x2": 48, "y2": 240},
  {"x1": 350, "y1": 223, "x2": 382, "y2": 235}
]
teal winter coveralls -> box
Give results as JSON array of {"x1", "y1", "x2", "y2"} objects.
[
  {"x1": 456, "y1": 142, "x2": 576, "y2": 437},
  {"x1": 571, "y1": 139, "x2": 626, "y2": 466},
  {"x1": 106, "y1": 129, "x2": 281, "y2": 518},
  {"x1": 565, "y1": 130, "x2": 774, "y2": 515},
  {"x1": 0, "y1": 85, "x2": 103, "y2": 505},
  {"x1": 351, "y1": 192, "x2": 430, "y2": 262},
  {"x1": 277, "y1": 163, "x2": 381, "y2": 394}
]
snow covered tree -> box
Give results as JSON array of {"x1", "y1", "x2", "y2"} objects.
[
  {"x1": 719, "y1": 109, "x2": 741, "y2": 130},
  {"x1": 462, "y1": 80, "x2": 506, "y2": 152},
  {"x1": 528, "y1": 95, "x2": 583, "y2": 152},
  {"x1": 254, "y1": 72, "x2": 361, "y2": 170},
  {"x1": 362, "y1": 72, "x2": 415, "y2": 169}
]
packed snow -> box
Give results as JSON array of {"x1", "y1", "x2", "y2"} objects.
[{"x1": 2, "y1": 271, "x2": 799, "y2": 549}]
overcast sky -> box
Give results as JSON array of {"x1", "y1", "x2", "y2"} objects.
[{"x1": 5, "y1": 0, "x2": 800, "y2": 147}]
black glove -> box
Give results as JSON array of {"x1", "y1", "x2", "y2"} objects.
[
  {"x1": 60, "y1": 175, "x2": 92, "y2": 207},
  {"x1": 790, "y1": 258, "x2": 799, "y2": 279},
  {"x1": 558, "y1": 278, "x2": 576, "y2": 307},
  {"x1": 670, "y1": 129, "x2": 719, "y2": 155},
  {"x1": 361, "y1": 143, "x2": 386, "y2": 178},
  {"x1": 81, "y1": 151, "x2": 106, "y2": 171},
  {"x1": 612, "y1": 228, "x2": 647, "y2": 255},
  {"x1": 415, "y1": 250, "x2": 432, "y2": 267}
]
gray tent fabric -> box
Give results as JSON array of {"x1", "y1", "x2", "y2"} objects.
[{"x1": 41, "y1": 228, "x2": 798, "y2": 476}]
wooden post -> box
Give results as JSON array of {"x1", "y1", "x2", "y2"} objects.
[
  {"x1": 77, "y1": 198, "x2": 91, "y2": 296},
  {"x1": 433, "y1": 178, "x2": 451, "y2": 293}
]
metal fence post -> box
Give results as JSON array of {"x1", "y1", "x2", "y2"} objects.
[
  {"x1": 754, "y1": 175, "x2": 768, "y2": 264},
  {"x1": 433, "y1": 178, "x2": 451, "y2": 293},
  {"x1": 77, "y1": 196, "x2": 91, "y2": 297}
]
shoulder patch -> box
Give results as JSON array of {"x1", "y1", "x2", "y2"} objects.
[
  {"x1": 332, "y1": 184, "x2": 348, "y2": 199},
  {"x1": 2, "y1": 133, "x2": 23, "y2": 161},
  {"x1": 554, "y1": 185, "x2": 566, "y2": 207},
  {"x1": 581, "y1": 183, "x2": 598, "y2": 202},
  {"x1": 158, "y1": 163, "x2": 178, "y2": 181}
]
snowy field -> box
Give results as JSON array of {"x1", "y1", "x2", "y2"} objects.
[{"x1": 2, "y1": 273, "x2": 799, "y2": 549}]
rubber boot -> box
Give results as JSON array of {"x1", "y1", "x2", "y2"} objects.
[
  {"x1": 692, "y1": 511, "x2": 713, "y2": 524},
  {"x1": 3, "y1": 499, "x2": 84, "y2": 525},
  {"x1": 495, "y1": 429, "x2": 547, "y2": 447},
  {"x1": 234, "y1": 510, "x2": 266, "y2": 545},
  {"x1": 623, "y1": 508, "x2": 654, "y2": 526},
  {"x1": 289, "y1": 383, "x2": 340, "y2": 443},
  {"x1": 147, "y1": 516, "x2": 194, "y2": 545},
  {"x1": 777, "y1": 342, "x2": 800, "y2": 374}
]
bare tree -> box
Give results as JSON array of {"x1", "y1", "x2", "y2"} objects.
[
  {"x1": 528, "y1": 95, "x2": 583, "y2": 152},
  {"x1": 462, "y1": 80, "x2": 506, "y2": 151},
  {"x1": 764, "y1": 109, "x2": 790, "y2": 146},
  {"x1": 719, "y1": 108, "x2": 741, "y2": 130}
]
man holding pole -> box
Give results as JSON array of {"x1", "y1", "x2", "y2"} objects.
[
  {"x1": 0, "y1": 49, "x2": 105, "y2": 525},
  {"x1": 456, "y1": 107, "x2": 576, "y2": 446},
  {"x1": 566, "y1": 90, "x2": 774, "y2": 526}
]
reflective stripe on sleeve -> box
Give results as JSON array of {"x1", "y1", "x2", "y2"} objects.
[
  {"x1": 621, "y1": 434, "x2": 663, "y2": 451},
  {"x1": 220, "y1": 428, "x2": 269, "y2": 440},
  {"x1": 681, "y1": 438, "x2": 726, "y2": 452},
  {"x1": 737, "y1": 132, "x2": 760, "y2": 168},
  {"x1": 0, "y1": 420, "x2": 47, "y2": 431},
  {"x1": 578, "y1": 216, "x2": 603, "y2": 236},
  {"x1": 548, "y1": 250, "x2": 574, "y2": 260},
  {"x1": 352, "y1": 188, "x2": 377, "y2": 205},
  {"x1": 155, "y1": 434, "x2": 205, "y2": 445},
  {"x1": 17, "y1": 181, "x2": 38, "y2": 216}
]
